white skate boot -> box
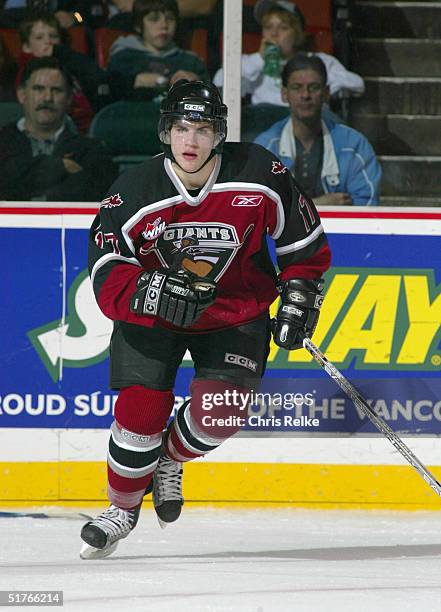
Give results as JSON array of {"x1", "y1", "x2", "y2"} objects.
[{"x1": 80, "y1": 504, "x2": 140, "y2": 559}]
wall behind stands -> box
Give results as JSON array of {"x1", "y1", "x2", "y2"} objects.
[{"x1": 0, "y1": 204, "x2": 440, "y2": 509}]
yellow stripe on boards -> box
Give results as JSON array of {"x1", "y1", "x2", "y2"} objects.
[{"x1": 1, "y1": 462, "x2": 441, "y2": 509}]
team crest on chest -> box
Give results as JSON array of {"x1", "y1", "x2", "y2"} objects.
[{"x1": 153, "y1": 222, "x2": 241, "y2": 281}]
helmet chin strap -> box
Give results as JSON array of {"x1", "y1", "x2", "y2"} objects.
[{"x1": 168, "y1": 148, "x2": 218, "y2": 175}]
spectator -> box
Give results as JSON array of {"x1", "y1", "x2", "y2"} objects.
[
  {"x1": 16, "y1": 10, "x2": 110, "y2": 132},
  {"x1": 108, "y1": 0, "x2": 208, "y2": 101},
  {"x1": 0, "y1": 36, "x2": 18, "y2": 101},
  {"x1": 214, "y1": 0, "x2": 364, "y2": 107},
  {"x1": 0, "y1": 56, "x2": 118, "y2": 201},
  {"x1": 255, "y1": 54, "x2": 381, "y2": 205}
]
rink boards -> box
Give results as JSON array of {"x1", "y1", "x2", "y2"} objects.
[{"x1": 0, "y1": 204, "x2": 440, "y2": 508}]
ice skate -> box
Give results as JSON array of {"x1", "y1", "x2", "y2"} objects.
[
  {"x1": 80, "y1": 504, "x2": 140, "y2": 559},
  {"x1": 153, "y1": 453, "x2": 184, "y2": 529}
]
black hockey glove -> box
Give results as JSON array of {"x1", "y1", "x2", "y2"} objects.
[
  {"x1": 272, "y1": 278, "x2": 324, "y2": 350},
  {"x1": 130, "y1": 268, "x2": 217, "y2": 328}
]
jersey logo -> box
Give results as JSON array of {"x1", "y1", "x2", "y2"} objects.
[
  {"x1": 153, "y1": 223, "x2": 241, "y2": 282},
  {"x1": 231, "y1": 195, "x2": 263, "y2": 207},
  {"x1": 101, "y1": 193, "x2": 123, "y2": 208},
  {"x1": 271, "y1": 161, "x2": 287, "y2": 175},
  {"x1": 141, "y1": 217, "x2": 166, "y2": 242}
]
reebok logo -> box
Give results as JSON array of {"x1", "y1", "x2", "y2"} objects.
[{"x1": 231, "y1": 195, "x2": 263, "y2": 207}]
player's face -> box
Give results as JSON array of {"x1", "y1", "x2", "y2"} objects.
[
  {"x1": 282, "y1": 69, "x2": 329, "y2": 121},
  {"x1": 23, "y1": 21, "x2": 61, "y2": 57},
  {"x1": 141, "y1": 10, "x2": 176, "y2": 52},
  {"x1": 17, "y1": 68, "x2": 71, "y2": 132},
  {"x1": 261, "y1": 14, "x2": 298, "y2": 58},
  {"x1": 170, "y1": 119, "x2": 216, "y2": 173}
]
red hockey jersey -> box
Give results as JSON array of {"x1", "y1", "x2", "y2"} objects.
[{"x1": 88, "y1": 142, "x2": 331, "y2": 331}]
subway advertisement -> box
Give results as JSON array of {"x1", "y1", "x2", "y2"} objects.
[{"x1": 0, "y1": 204, "x2": 440, "y2": 434}]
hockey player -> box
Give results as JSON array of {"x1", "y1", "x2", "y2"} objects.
[{"x1": 80, "y1": 79, "x2": 331, "y2": 559}]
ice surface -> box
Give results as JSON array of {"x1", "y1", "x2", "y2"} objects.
[{"x1": 0, "y1": 507, "x2": 440, "y2": 612}]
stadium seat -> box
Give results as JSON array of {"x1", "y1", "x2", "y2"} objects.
[
  {"x1": 67, "y1": 26, "x2": 88, "y2": 55},
  {"x1": 241, "y1": 103, "x2": 289, "y2": 142},
  {"x1": 0, "y1": 101, "x2": 22, "y2": 129},
  {"x1": 94, "y1": 28, "x2": 127, "y2": 68},
  {"x1": 0, "y1": 28, "x2": 20, "y2": 59},
  {"x1": 89, "y1": 101, "x2": 162, "y2": 169},
  {"x1": 182, "y1": 28, "x2": 208, "y2": 65}
]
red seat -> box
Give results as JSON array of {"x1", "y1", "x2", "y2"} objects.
[
  {"x1": 0, "y1": 28, "x2": 20, "y2": 59},
  {"x1": 67, "y1": 26, "x2": 88, "y2": 55},
  {"x1": 94, "y1": 28, "x2": 129, "y2": 68},
  {"x1": 182, "y1": 28, "x2": 208, "y2": 65}
]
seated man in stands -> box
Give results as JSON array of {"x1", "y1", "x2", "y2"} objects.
[
  {"x1": 214, "y1": 0, "x2": 364, "y2": 108},
  {"x1": 17, "y1": 10, "x2": 110, "y2": 132},
  {"x1": 255, "y1": 53, "x2": 381, "y2": 205},
  {"x1": 108, "y1": 0, "x2": 208, "y2": 101},
  {"x1": 0, "y1": 56, "x2": 118, "y2": 201}
]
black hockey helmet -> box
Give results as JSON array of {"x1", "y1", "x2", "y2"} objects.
[{"x1": 158, "y1": 79, "x2": 228, "y2": 165}]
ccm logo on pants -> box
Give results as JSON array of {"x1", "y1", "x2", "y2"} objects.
[{"x1": 224, "y1": 353, "x2": 258, "y2": 372}]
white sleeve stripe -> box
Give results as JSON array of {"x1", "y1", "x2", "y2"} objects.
[
  {"x1": 276, "y1": 224, "x2": 324, "y2": 256},
  {"x1": 90, "y1": 253, "x2": 141, "y2": 286}
]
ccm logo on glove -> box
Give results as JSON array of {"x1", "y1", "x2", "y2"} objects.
[
  {"x1": 272, "y1": 278, "x2": 324, "y2": 350},
  {"x1": 130, "y1": 268, "x2": 217, "y2": 328}
]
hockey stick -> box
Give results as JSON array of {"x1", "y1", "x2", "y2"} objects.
[{"x1": 302, "y1": 337, "x2": 441, "y2": 497}]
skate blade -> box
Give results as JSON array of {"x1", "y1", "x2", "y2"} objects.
[
  {"x1": 157, "y1": 516, "x2": 168, "y2": 530},
  {"x1": 80, "y1": 540, "x2": 118, "y2": 560}
]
